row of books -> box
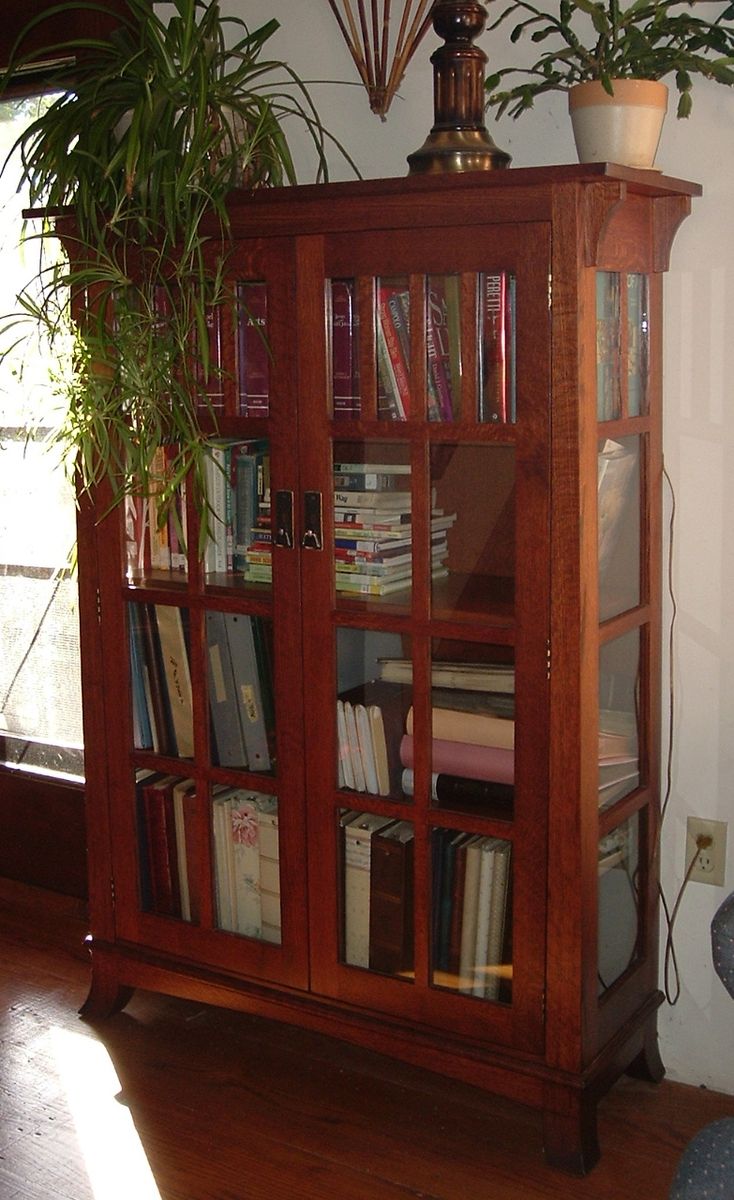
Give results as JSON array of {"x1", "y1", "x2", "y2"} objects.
[
  {"x1": 130, "y1": 604, "x2": 194, "y2": 758},
  {"x1": 212, "y1": 787, "x2": 281, "y2": 942},
  {"x1": 205, "y1": 438, "x2": 271, "y2": 577},
  {"x1": 331, "y1": 273, "x2": 515, "y2": 424},
  {"x1": 432, "y1": 828, "x2": 512, "y2": 1000},
  {"x1": 337, "y1": 699, "x2": 390, "y2": 795},
  {"x1": 342, "y1": 812, "x2": 414, "y2": 976},
  {"x1": 125, "y1": 445, "x2": 189, "y2": 576},
  {"x1": 206, "y1": 611, "x2": 274, "y2": 772},
  {"x1": 136, "y1": 771, "x2": 199, "y2": 921}
]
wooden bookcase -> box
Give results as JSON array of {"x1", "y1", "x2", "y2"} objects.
[{"x1": 76, "y1": 163, "x2": 700, "y2": 1174}]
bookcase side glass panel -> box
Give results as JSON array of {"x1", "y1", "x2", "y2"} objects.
[
  {"x1": 598, "y1": 810, "x2": 641, "y2": 993},
  {"x1": 598, "y1": 434, "x2": 641, "y2": 620},
  {"x1": 598, "y1": 629, "x2": 641, "y2": 811}
]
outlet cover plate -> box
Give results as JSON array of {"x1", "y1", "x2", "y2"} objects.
[{"x1": 686, "y1": 817, "x2": 728, "y2": 886}]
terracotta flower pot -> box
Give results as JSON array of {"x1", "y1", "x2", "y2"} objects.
[{"x1": 568, "y1": 78, "x2": 669, "y2": 169}]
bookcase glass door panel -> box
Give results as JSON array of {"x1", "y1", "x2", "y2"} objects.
[
  {"x1": 598, "y1": 810, "x2": 640, "y2": 994},
  {"x1": 598, "y1": 434, "x2": 641, "y2": 621},
  {"x1": 596, "y1": 271, "x2": 650, "y2": 421},
  {"x1": 333, "y1": 442, "x2": 413, "y2": 605},
  {"x1": 430, "y1": 444, "x2": 515, "y2": 618},
  {"x1": 129, "y1": 602, "x2": 193, "y2": 760},
  {"x1": 339, "y1": 808, "x2": 415, "y2": 979},
  {"x1": 204, "y1": 437, "x2": 271, "y2": 590},
  {"x1": 237, "y1": 281, "x2": 270, "y2": 418},
  {"x1": 207, "y1": 611, "x2": 276, "y2": 775},
  {"x1": 599, "y1": 629, "x2": 641, "y2": 811},
  {"x1": 431, "y1": 827, "x2": 512, "y2": 1004},
  {"x1": 424, "y1": 639, "x2": 515, "y2": 819},
  {"x1": 212, "y1": 786, "x2": 281, "y2": 944},
  {"x1": 336, "y1": 626, "x2": 411, "y2": 802}
]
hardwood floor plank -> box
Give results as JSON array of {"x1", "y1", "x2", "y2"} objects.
[{"x1": 0, "y1": 878, "x2": 732, "y2": 1200}]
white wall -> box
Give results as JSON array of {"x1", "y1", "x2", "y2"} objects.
[{"x1": 230, "y1": 1, "x2": 734, "y2": 1094}]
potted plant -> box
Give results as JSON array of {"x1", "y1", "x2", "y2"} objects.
[
  {"x1": 0, "y1": 0, "x2": 355, "y2": 541},
  {"x1": 485, "y1": 0, "x2": 734, "y2": 168}
]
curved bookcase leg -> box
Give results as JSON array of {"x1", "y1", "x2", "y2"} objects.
[
  {"x1": 626, "y1": 1025, "x2": 665, "y2": 1084},
  {"x1": 542, "y1": 1094, "x2": 600, "y2": 1176},
  {"x1": 80, "y1": 959, "x2": 135, "y2": 1021}
]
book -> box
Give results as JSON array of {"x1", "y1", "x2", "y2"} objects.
[
  {"x1": 129, "y1": 604, "x2": 154, "y2": 750},
  {"x1": 355, "y1": 703, "x2": 379, "y2": 795},
  {"x1": 336, "y1": 569, "x2": 448, "y2": 597},
  {"x1": 447, "y1": 832, "x2": 471, "y2": 977},
  {"x1": 480, "y1": 272, "x2": 515, "y2": 423},
  {"x1": 333, "y1": 471, "x2": 409, "y2": 491},
  {"x1": 426, "y1": 282, "x2": 454, "y2": 421},
  {"x1": 377, "y1": 283, "x2": 410, "y2": 419},
  {"x1": 141, "y1": 773, "x2": 181, "y2": 918},
  {"x1": 400, "y1": 734, "x2": 515, "y2": 785},
  {"x1": 333, "y1": 461, "x2": 411, "y2": 476},
  {"x1": 343, "y1": 700, "x2": 367, "y2": 792},
  {"x1": 171, "y1": 778, "x2": 199, "y2": 923},
  {"x1": 458, "y1": 834, "x2": 484, "y2": 992},
  {"x1": 368, "y1": 820, "x2": 414, "y2": 975},
  {"x1": 484, "y1": 840, "x2": 511, "y2": 1000},
  {"x1": 228, "y1": 790, "x2": 278, "y2": 938},
  {"x1": 342, "y1": 812, "x2": 395, "y2": 968},
  {"x1": 405, "y1": 705, "x2": 515, "y2": 750},
  {"x1": 378, "y1": 658, "x2": 515, "y2": 694},
  {"x1": 330, "y1": 278, "x2": 360, "y2": 418},
  {"x1": 336, "y1": 699, "x2": 355, "y2": 790},
  {"x1": 138, "y1": 603, "x2": 171, "y2": 755},
  {"x1": 401, "y1": 769, "x2": 514, "y2": 815},
  {"x1": 206, "y1": 610, "x2": 248, "y2": 769},
  {"x1": 334, "y1": 489, "x2": 412, "y2": 510},
  {"x1": 204, "y1": 441, "x2": 229, "y2": 575},
  {"x1": 472, "y1": 837, "x2": 499, "y2": 996},
  {"x1": 237, "y1": 280, "x2": 269, "y2": 417},
  {"x1": 154, "y1": 604, "x2": 194, "y2": 758},
  {"x1": 368, "y1": 706, "x2": 391, "y2": 795},
  {"x1": 224, "y1": 613, "x2": 272, "y2": 772},
  {"x1": 258, "y1": 804, "x2": 281, "y2": 944}
]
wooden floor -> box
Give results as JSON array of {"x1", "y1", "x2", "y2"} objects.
[{"x1": 1, "y1": 878, "x2": 733, "y2": 1200}]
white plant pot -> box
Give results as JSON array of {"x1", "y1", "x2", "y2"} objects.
[{"x1": 568, "y1": 79, "x2": 669, "y2": 170}]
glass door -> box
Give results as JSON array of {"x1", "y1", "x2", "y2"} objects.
[
  {"x1": 105, "y1": 236, "x2": 310, "y2": 988},
  {"x1": 302, "y1": 223, "x2": 552, "y2": 1051}
]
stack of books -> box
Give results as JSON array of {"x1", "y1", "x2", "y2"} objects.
[{"x1": 333, "y1": 460, "x2": 455, "y2": 597}]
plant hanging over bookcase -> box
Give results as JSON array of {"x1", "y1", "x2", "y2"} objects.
[{"x1": 0, "y1": 0, "x2": 355, "y2": 544}]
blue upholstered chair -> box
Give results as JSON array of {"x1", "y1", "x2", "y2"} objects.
[{"x1": 669, "y1": 891, "x2": 734, "y2": 1199}]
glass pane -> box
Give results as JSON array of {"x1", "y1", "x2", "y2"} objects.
[
  {"x1": 598, "y1": 435, "x2": 641, "y2": 620},
  {"x1": 329, "y1": 278, "x2": 360, "y2": 420},
  {"x1": 339, "y1": 808, "x2": 415, "y2": 978},
  {"x1": 206, "y1": 611, "x2": 275, "y2": 773},
  {"x1": 599, "y1": 630, "x2": 640, "y2": 812},
  {"x1": 376, "y1": 275, "x2": 410, "y2": 421},
  {"x1": 596, "y1": 271, "x2": 622, "y2": 421},
  {"x1": 426, "y1": 274, "x2": 462, "y2": 422},
  {"x1": 129, "y1": 603, "x2": 194, "y2": 759},
  {"x1": 479, "y1": 272, "x2": 516, "y2": 423},
  {"x1": 203, "y1": 437, "x2": 271, "y2": 589},
  {"x1": 598, "y1": 811, "x2": 640, "y2": 992},
  {"x1": 237, "y1": 281, "x2": 269, "y2": 417},
  {"x1": 0, "y1": 93, "x2": 83, "y2": 780},
  {"x1": 431, "y1": 827, "x2": 512, "y2": 1003},
  {"x1": 212, "y1": 786, "x2": 281, "y2": 941},
  {"x1": 333, "y1": 442, "x2": 413, "y2": 605},
  {"x1": 430, "y1": 444, "x2": 514, "y2": 618},
  {"x1": 627, "y1": 274, "x2": 649, "y2": 417},
  {"x1": 135, "y1": 770, "x2": 200, "y2": 923},
  {"x1": 336, "y1": 627, "x2": 410, "y2": 801}
]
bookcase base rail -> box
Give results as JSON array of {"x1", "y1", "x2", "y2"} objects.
[{"x1": 81, "y1": 939, "x2": 663, "y2": 1176}]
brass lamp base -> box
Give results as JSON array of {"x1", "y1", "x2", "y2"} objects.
[{"x1": 407, "y1": 126, "x2": 511, "y2": 174}]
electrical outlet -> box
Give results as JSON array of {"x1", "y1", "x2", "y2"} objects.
[{"x1": 686, "y1": 817, "x2": 728, "y2": 886}]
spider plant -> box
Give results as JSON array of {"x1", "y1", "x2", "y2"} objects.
[{"x1": 0, "y1": 0, "x2": 356, "y2": 539}]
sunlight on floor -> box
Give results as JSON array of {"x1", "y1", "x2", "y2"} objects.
[{"x1": 51, "y1": 1026, "x2": 162, "y2": 1200}]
